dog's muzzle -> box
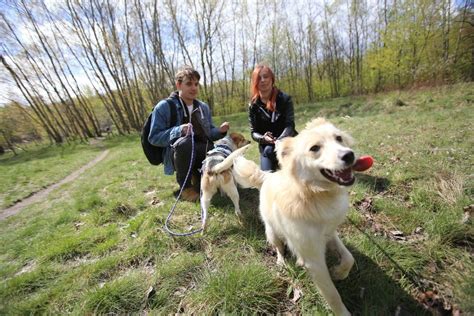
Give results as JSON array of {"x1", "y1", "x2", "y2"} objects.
[
  {"x1": 320, "y1": 150, "x2": 357, "y2": 186},
  {"x1": 321, "y1": 168, "x2": 355, "y2": 186}
]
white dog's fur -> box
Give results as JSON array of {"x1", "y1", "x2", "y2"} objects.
[
  {"x1": 233, "y1": 118, "x2": 358, "y2": 316},
  {"x1": 200, "y1": 132, "x2": 250, "y2": 231}
]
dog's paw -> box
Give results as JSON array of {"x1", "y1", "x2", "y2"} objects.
[
  {"x1": 276, "y1": 255, "x2": 286, "y2": 267},
  {"x1": 236, "y1": 215, "x2": 244, "y2": 226},
  {"x1": 330, "y1": 265, "x2": 351, "y2": 280},
  {"x1": 296, "y1": 257, "x2": 305, "y2": 267},
  {"x1": 234, "y1": 209, "x2": 243, "y2": 224}
]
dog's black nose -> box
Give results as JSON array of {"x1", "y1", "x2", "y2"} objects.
[{"x1": 341, "y1": 151, "x2": 355, "y2": 165}]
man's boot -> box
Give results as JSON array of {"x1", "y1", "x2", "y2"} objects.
[{"x1": 181, "y1": 187, "x2": 199, "y2": 202}]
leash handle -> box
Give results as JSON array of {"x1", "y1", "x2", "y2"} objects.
[
  {"x1": 164, "y1": 124, "x2": 207, "y2": 237},
  {"x1": 185, "y1": 122, "x2": 193, "y2": 137}
]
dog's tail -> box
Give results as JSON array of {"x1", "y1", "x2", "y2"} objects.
[
  {"x1": 210, "y1": 144, "x2": 251, "y2": 174},
  {"x1": 232, "y1": 156, "x2": 267, "y2": 190}
]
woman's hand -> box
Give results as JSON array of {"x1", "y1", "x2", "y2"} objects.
[{"x1": 263, "y1": 131, "x2": 275, "y2": 144}]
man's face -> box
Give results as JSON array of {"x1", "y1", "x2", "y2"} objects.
[{"x1": 177, "y1": 77, "x2": 199, "y2": 103}]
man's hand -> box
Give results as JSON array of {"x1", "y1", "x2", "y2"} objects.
[
  {"x1": 219, "y1": 121, "x2": 230, "y2": 134},
  {"x1": 180, "y1": 123, "x2": 192, "y2": 136}
]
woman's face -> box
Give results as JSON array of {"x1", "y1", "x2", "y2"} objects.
[{"x1": 258, "y1": 68, "x2": 273, "y2": 95}]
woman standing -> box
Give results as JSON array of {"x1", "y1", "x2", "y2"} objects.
[{"x1": 248, "y1": 64, "x2": 296, "y2": 171}]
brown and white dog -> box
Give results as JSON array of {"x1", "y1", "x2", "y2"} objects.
[
  {"x1": 233, "y1": 118, "x2": 370, "y2": 316},
  {"x1": 200, "y1": 132, "x2": 251, "y2": 231}
]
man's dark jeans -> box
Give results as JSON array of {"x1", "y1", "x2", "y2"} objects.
[{"x1": 172, "y1": 135, "x2": 212, "y2": 191}]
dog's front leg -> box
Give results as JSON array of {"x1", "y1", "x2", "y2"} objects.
[
  {"x1": 327, "y1": 233, "x2": 354, "y2": 281},
  {"x1": 264, "y1": 224, "x2": 286, "y2": 266},
  {"x1": 306, "y1": 253, "x2": 351, "y2": 316}
]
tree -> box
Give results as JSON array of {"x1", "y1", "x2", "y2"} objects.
[{"x1": 1, "y1": 0, "x2": 472, "y2": 145}]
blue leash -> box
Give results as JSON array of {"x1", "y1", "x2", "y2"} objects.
[{"x1": 164, "y1": 124, "x2": 207, "y2": 237}]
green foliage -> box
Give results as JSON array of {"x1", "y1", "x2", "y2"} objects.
[
  {"x1": 187, "y1": 259, "x2": 284, "y2": 314},
  {"x1": 0, "y1": 141, "x2": 103, "y2": 208},
  {"x1": 0, "y1": 83, "x2": 472, "y2": 314},
  {"x1": 0, "y1": 104, "x2": 42, "y2": 150},
  {"x1": 2, "y1": 266, "x2": 59, "y2": 299},
  {"x1": 82, "y1": 271, "x2": 151, "y2": 314}
]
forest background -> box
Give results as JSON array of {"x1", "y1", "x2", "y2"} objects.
[{"x1": 0, "y1": 0, "x2": 472, "y2": 151}]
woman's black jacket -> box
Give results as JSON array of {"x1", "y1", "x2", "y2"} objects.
[{"x1": 248, "y1": 91, "x2": 296, "y2": 145}]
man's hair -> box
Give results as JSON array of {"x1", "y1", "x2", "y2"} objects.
[{"x1": 175, "y1": 65, "x2": 201, "y2": 83}]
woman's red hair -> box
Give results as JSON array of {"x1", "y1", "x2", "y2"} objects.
[{"x1": 250, "y1": 65, "x2": 278, "y2": 112}]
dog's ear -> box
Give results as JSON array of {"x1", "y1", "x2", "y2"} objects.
[
  {"x1": 229, "y1": 132, "x2": 241, "y2": 144},
  {"x1": 276, "y1": 137, "x2": 294, "y2": 167},
  {"x1": 305, "y1": 117, "x2": 327, "y2": 130}
]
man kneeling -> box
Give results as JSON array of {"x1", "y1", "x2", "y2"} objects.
[{"x1": 148, "y1": 66, "x2": 229, "y2": 201}]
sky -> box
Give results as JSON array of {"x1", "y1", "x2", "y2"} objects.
[
  {"x1": 0, "y1": 0, "x2": 469, "y2": 107},
  {"x1": 0, "y1": 0, "x2": 108, "y2": 106},
  {"x1": 0, "y1": 0, "x2": 344, "y2": 106},
  {"x1": 1, "y1": 0, "x2": 19, "y2": 106}
]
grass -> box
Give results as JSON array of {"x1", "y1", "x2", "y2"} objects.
[
  {"x1": 186, "y1": 258, "x2": 285, "y2": 314},
  {"x1": 0, "y1": 140, "x2": 105, "y2": 208},
  {"x1": 0, "y1": 82, "x2": 473, "y2": 314}
]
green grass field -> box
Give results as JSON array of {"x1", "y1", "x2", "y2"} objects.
[{"x1": 0, "y1": 83, "x2": 472, "y2": 314}]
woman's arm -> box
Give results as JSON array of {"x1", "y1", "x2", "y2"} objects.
[
  {"x1": 249, "y1": 104, "x2": 266, "y2": 143},
  {"x1": 277, "y1": 95, "x2": 296, "y2": 140}
]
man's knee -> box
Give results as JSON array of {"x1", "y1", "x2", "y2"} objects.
[
  {"x1": 173, "y1": 138, "x2": 209, "y2": 171},
  {"x1": 173, "y1": 136, "x2": 193, "y2": 156}
]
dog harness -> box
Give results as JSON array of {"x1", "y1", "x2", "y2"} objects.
[
  {"x1": 205, "y1": 143, "x2": 233, "y2": 158},
  {"x1": 200, "y1": 143, "x2": 233, "y2": 173}
]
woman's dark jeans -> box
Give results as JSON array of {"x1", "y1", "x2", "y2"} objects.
[{"x1": 259, "y1": 144, "x2": 278, "y2": 171}]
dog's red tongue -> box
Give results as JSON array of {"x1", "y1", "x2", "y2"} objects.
[{"x1": 352, "y1": 155, "x2": 374, "y2": 172}]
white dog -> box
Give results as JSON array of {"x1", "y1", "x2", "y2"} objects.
[
  {"x1": 200, "y1": 132, "x2": 250, "y2": 231},
  {"x1": 233, "y1": 118, "x2": 370, "y2": 316}
]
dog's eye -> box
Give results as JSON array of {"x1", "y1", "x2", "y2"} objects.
[
  {"x1": 336, "y1": 136, "x2": 343, "y2": 142},
  {"x1": 310, "y1": 145, "x2": 320, "y2": 152}
]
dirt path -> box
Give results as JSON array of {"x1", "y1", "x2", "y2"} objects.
[{"x1": 0, "y1": 150, "x2": 110, "y2": 221}]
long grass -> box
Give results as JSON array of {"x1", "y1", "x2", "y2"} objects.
[{"x1": 0, "y1": 82, "x2": 472, "y2": 314}]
